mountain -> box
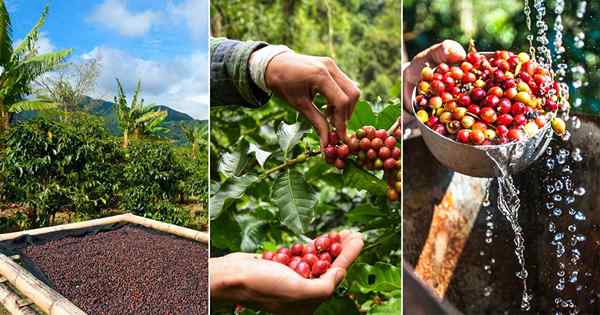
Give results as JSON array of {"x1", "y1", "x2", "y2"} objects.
[{"x1": 14, "y1": 96, "x2": 207, "y2": 144}]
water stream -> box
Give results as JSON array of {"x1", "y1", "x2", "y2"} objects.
[{"x1": 480, "y1": 0, "x2": 590, "y2": 312}]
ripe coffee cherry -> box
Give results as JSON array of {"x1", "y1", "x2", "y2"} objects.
[
  {"x1": 274, "y1": 253, "x2": 290, "y2": 265},
  {"x1": 484, "y1": 129, "x2": 496, "y2": 141},
  {"x1": 480, "y1": 107, "x2": 497, "y2": 124},
  {"x1": 375, "y1": 129, "x2": 388, "y2": 140},
  {"x1": 391, "y1": 147, "x2": 401, "y2": 159},
  {"x1": 295, "y1": 261, "x2": 311, "y2": 278},
  {"x1": 431, "y1": 80, "x2": 445, "y2": 95},
  {"x1": 463, "y1": 72, "x2": 477, "y2": 83},
  {"x1": 312, "y1": 260, "x2": 331, "y2": 277},
  {"x1": 488, "y1": 86, "x2": 503, "y2": 97},
  {"x1": 324, "y1": 145, "x2": 336, "y2": 158},
  {"x1": 288, "y1": 256, "x2": 302, "y2": 269},
  {"x1": 545, "y1": 100, "x2": 558, "y2": 112},
  {"x1": 432, "y1": 123, "x2": 446, "y2": 135},
  {"x1": 277, "y1": 247, "x2": 290, "y2": 255},
  {"x1": 498, "y1": 98, "x2": 512, "y2": 113},
  {"x1": 421, "y1": 66, "x2": 434, "y2": 81},
  {"x1": 302, "y1": 253, "x2": 319, "y2": 267},
  {"x1": 508, "y1": 128, "x2": 523, "y2": 141},
  {"x1": 387, "y1": 188, "x2": 399, "y2": 201},
  {"x1": 461, "y1": 61, "x2": 473, "y2": 73},
  {"x1": 319, "y1": 252, "x2": 332, "y2": 263},
  {"x1": 471, "y1": 88, "x2": 486, "y2": 101},
  {"x1": 359, "y1": 138, "x2": 371, "y2": 150},
  {"x1": 315, "y1": 237, "x2": 332, "y2": 252},
  {"x1": 334, "y1": 158, "x2": 345, "y2": 169},
  {"x1": 497, "y1": 113, "x2": 513, "y2": 126},
  {"x1": 330, "y1": 242, "x2": 342, "y2": 257},
  {"x1": 302, "y1": 244, "x2": 316, "y2": 256},
  {"x1": 444, "y1": 101, "x2": 458, "y2": 112},
  {"x1": 467, "y1": 104, "x2": 480, "y2": 115},
  {"x1": 505, "y1": 87, "x2": 518, "y2": 99},
  {"x1": 383, "y1": 158, "x2": 397, "y2": 170},
  {"x1": 262, "y1": 251, "x2": 275, "y2": 260},
  {"x1": 291, "y1": 243, "x2": 304, "y2": 256},
  {"x1": 439, "y1": 111, "x2": 453, "y2": 124},
  {"x1": 328, "y1": 232, "x2": 341, "y2": 243},
  {"x1": 336, "y1": 144, "x2": 350, "y2": 158},
  {"x1": 469, "y1": 130, "x2": 485, "y2": 145},
  {"x1": 471, "y1": 122, "x2": 487, "y2": 132},
  {"x1": 378, "y1": 147, "x2": 391, "y2": 159},
  {"x1": 483, "y1": 95, "x2": 500, "y2": 107},
  {"x1": 551, "y1": 118, "x2": 566, "y2": 135},
  {"x1": 437, "y1": 63, "x2": 450, "y2": 73},
  {"x1": 461, "y1": 116, "x2": 475, "y2": 129},
  {"x1": 371, "y1": 137, "x2": 384, "y2": 150},
  {"x1": 384, "y1": 136, "x2": 397, "y2": 148},
  {"x1": 363, "y1": 126, "x2": 376, "y2": 139},
  {"x1": 367, "y1": 148, "x2": 377, "y2": 160},
  {"x1": 511, "y1": 102, "x2": 526, "y2": 116},
  {"x1": 458, "y1": 95, "x2": 471, "y2": 106},
  {"x1": 456, "y1": 129, "x2": 470, "y2": 143},
  {"x1": 348, "y1": 137, "x2": 360, "y2": 152},
  {"x1": 452, "y1": 107, "x2": 467, "y2": 120},
  {"x1": 513, "y1": 114, "x2": 527, "y2": 126}
]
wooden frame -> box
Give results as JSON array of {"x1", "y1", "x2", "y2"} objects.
[{"x1": 0, "y1": 214, "x2": 209, "y2": 315}]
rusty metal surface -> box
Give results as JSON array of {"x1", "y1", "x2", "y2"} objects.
[{"x1": 404, "y1": 114, "x2": 600, "y2": 314}]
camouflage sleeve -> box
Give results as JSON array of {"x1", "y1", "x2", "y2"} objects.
[{"x1": 210, "y1": 37, "x2": 271, "y2": 108}]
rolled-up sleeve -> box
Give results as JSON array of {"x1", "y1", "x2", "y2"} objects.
[{"x1": 210, "y1": 37, "x2": 270, "y2": 108}]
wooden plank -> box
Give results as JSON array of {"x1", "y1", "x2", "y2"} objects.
[{"x1": 0, "y1": 283, "x2": 39, "y2": 315}]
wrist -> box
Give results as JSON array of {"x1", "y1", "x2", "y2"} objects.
[{"x1": 249, "y1": 45, "x2": 293, "y2": 94}]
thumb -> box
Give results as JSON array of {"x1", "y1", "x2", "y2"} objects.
[{"x1": 302, "y1": 267, "x2": 346, "y2": 299}]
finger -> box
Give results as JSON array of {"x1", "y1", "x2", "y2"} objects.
[
  {"x1": 403, "y1": 40, "x2": 466, "y2": 111},
  {"x1": 332, "y1": 233, "x2": 364, "y2": 270},
  {"x1": 296, "y1": 99, "x2": 330, "y2": 151},
  {"x1": 314, "y1": 70, "x2": 351, "y2": 142},
  {"x1": 301, "y1": 267, "x2": 345, "y2": 299},
  {"x1": 320, "y1": 57, "x2": 361, "y2": 122}
]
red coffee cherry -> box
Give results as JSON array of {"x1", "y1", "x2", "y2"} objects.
[
  {"x1": 315, "y1": 236, "x2": 332, "y2": 252},
  {"x1": 329, "y1": 242, "x2": 342, "y2": 257},
  {"x1": 290, "y1": 243, "x2": 304, "y2": 257},
  {"x1": 262, "y1": 251, "x2": 275, "y2": 260},
  {"x1": 312, "y1": 260, "x2": 331, "y2": 277},
  {"x1": 302, "y1": 253, "x2": 318, "y2": 267},
  {"x1": 295, "y1": 261, "x2": 311, "y2": 278},
  {"x1": 273, "y1": 253, "x2": 290, "y2": 265}
]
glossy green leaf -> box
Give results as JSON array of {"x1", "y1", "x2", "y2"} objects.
[
  {"x1": 271, "y1": 170, "x2": 316, "y2": 234},
  {"x1": 348, "y1": 101, "x2": 377, "y2": 131},
  {"x1": 343, "y1": 162, "x2": 387, "y2": 195},
  {"x1": 210, "y1": 175, "x2": 258, "y2": 219},
  {"x1": 236, "y1": 213, "x2": 268, "y2": 252},
  {"x1": 276, "y1": 122, "x2": 309, "y2": 157},
  {"x1": 218, "y1": 140, "x2": 250, "y2": 178}
]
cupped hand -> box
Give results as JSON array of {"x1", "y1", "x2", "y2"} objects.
[
  {"x1": 403, "y1": 40, "x2": 466, "y2": 119},
  {"x1": 264, "y1": 52, "x2": 361, "y2": 150},
  {"x1": 210, "y1": 231, "x2": 363, "y2": 315}
]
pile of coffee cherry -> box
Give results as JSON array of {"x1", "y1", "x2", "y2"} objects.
[
  {"x1": 413, "y1": 45, "x2": 566, "y2": 145},
  {"x1": 322, "y1": 127, "x2": 401, "y2": 201},
  {"x1": 261, "y1": 232, "x2": 343, "y2": 279}
]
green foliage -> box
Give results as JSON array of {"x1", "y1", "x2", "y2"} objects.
[
  {"x1": 210, "y1": 97, "x2": 401, "y2": 313},
  {"x1": 0, "y1": 116, "x2": 122, "y2": 227},
  {"x1": 210, "y1": 0, "x2": 401, "y2": 100},
  {"x1": 0, "y1": 114, "x2": 208, "y2": 231},
  {"x1": 0, "y1": 3, "x2": 72, "y2": 131},
  {"x1": 403, "y1": 0, "x2": 600, "y2": 115}
]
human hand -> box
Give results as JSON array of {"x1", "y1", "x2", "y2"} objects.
[
  {"x1": 210, "y1": 231, "x2": 364, "y2": 315},
  {"x1": 263, "y1": 52, "x2": 360, "y2": 150},
  {"x1": 403, "y1": 40, "x2": 466, "y2": 121}
]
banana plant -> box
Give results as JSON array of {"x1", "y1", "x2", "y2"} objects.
[
  {"x1": 113, "y1": 79, "x2": 168, "y2": 148},
  {"x1": 0, "y1": 3, "x2": 72, "y2": 132},
  {"x1": 180, "y1": 123, "x2": 208, "y2": 160}
]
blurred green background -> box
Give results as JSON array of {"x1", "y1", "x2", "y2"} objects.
[
  {"x1": 403, "y1": 0, "x2": 600, "y2": 115},
  {"x1": 211, "y1": 0, "x2": 401, "y2": 100}
]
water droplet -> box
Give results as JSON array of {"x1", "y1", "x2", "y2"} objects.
[
  {"x1": 553, "y1": 194, "x2": 563, "y2": 202},
  {"x1": 576, "y1": 234, "x2": 586, "y2": 242},
  {"x1": 547, "y1": 184, "x2": 556, "y2": 193},
  {"x1": 557, "y1": 154, "x2": 567, "y2": 165},
  {"x1": 575, "y1": 211, "x2": 586, "y2": 221},
  {"x1": 485, "y1": 237, "x2": 493, "y2": 244},
  {"x1": 574, "y1": 187, "x2": 586, "y2": 196},
  {"x1": 566, "y1": 196, "x2": 575, "y2": 204},
  {"x1": 555, "y1": 180, "x2": 564, "y2": 192},
  {"x1": 546, "y1": 202, "x2": 555, "y2": 209},
  {"x1": 516, "y1": 270, "x2": 528, "y2": 279},
  {"x1": 484, "y1": 286, "x2": 492, "y2": 297},
  {"x1": 547, "y1": 158, "x2": 556, "y2": 170},
  {"x1": 549, "y1": 222, "x2": 557, "y2": 232},
  {"x1": 557, "y1": 270, "x2": 566, "y2": 277},
  {"x1": 556, "y1": 282, "x2": 565, "y2": 291},
  {"x1": 569, "y1": 208, "x2": 577, "y2": 215},
  {"x1": 553, "y1": 208, "x2": 563, "y2": 216},
  {"x1": 570, "y1": 271, "x2": 579, "y2": 283},
  {"x1": 554, "y1": 233, "x2": 564, "y2": 241},
  {"x1": 480, "y1": 251, "x2": 485, "y2": 256},
  {"x1": 568, "y1": 224, "x2": 576, "y2": 232}
]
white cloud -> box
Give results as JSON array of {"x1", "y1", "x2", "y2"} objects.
[
  {"x1": 81, "y1": 47, "x2": 209, "y2": 120},
  {"x1": 168, "y1": 0, "x2": 209, "y2": 40},
  {"x1": 88, "y1": 0, "x2": 160, "y2": 37}
]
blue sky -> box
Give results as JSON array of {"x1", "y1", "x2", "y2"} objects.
[{"x1": 6, "y1": 0, "x2": 209, "y2": 119}]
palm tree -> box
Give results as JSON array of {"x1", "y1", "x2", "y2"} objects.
[
  {"x1": 0, "y1": 3, "x2": 72, "y2": 132},
  {"x1": 113, "y1": 79, "x2": 168, "y2": 148},
  {"x1": 180, "y1": 123, "x2": 207, "y2": 160}
]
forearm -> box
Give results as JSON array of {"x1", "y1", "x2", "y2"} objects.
[{"x1": 210, "y1": 37, "x2": 270, "y2": 108}]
